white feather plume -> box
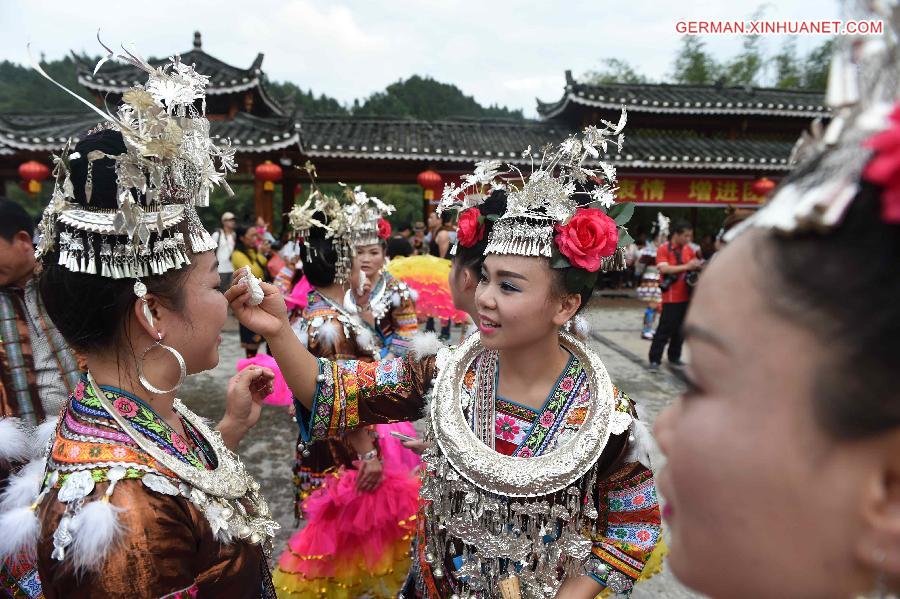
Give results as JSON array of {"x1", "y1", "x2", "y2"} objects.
[
  {"x1": 0, "y1": 418, "x2": 30, "y2": 464},
  {"x1": 409, "y1": 288, "x2": 419, "y2": 303},
  {"x1": 69, "y1": 500, "x2": 123, "y2": 573},
  {"x1": 354, "y1": 325, "x2": 375, "y2": 352},
  {"x1": 391, "y1": 291, "x2": 401, "y2": 307},
  {"x1": 0, "y1": 505, "x2": 40, "y2": 561},
  {"x1": 0, "y1": 458, "x2": 45, "y2": 511},
  {"x1": 624, "y1": 419, "x2": 656, "y2": 471},
  {"x1": 291, "y1": 320, "x2": 309, "y2": 346},
  {"x1": 410, "y1": 332, "x2": 445, "y2": 360},
  {"x1": 316, "y1": 320, "x2": 340, "y2": 349},
  {"x1": 31, "y1": 417, "x2": 58, "y2": 459}
]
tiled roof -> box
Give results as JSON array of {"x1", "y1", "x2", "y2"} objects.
[
  {"x1": 0, "y1": 112, "x2": 298, "y2": 154},
  {"x1": 74, "y1": 33, "x2": 285, "y2": 116},
  {"x1": 537, "y1": 71, "x2": 829, "y2": 119},
  {"x1": 298, "y1": 117, "x2": 569, "y2": 163},
  {"x1": 298, "y1": 116, "x2": 796, "y2": 171}
]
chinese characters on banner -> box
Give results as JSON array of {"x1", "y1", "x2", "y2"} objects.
[{"x1": 616, "y1": 176, "x2": 771, "y2": 207}]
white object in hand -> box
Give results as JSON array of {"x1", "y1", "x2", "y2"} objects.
[{"x1": 243, "y1": 266, "x2": 264, "y2": 306}]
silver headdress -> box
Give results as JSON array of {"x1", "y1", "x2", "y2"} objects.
[
  {"x1": 728, "y1": 1, "x2": 900, "y2": 239},
  {"x1": 31, "y1": 41, "x2": 235, "y2": 289},
  {"x1": 440, "y1": 113, "x2": 634, "y2": 282},
  {"x1": 344, "y1": 184, "x2": 395, "y2": 247},
  {"x1": 287, "y1": 163, "x2": 356, "y2": 283}
]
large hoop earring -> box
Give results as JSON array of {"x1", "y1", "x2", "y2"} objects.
[{"x1": 138, "y1": 334, "x2": 186, "y2": 395}]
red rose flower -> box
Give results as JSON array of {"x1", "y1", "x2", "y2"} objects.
[
  {"x1": 554, "y1": 208, "x2": 619, "y2": 272},
  {"x1": 456, "y1": 207, "x2": 485, "y2": 247},
  {"x1": 377, "y1": 218, "x2": 392, "y2": 240},
  {"x1": 863, "y1": 103, "x2": 900, "y2": 223}
]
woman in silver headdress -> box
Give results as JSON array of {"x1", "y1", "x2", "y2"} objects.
[
  {"x1": 343, "y1": 186, "x2": 419, "y2": 358},
  {"x1": 230, "y1": 121, "x2": 664, "y2": 598},
  {"x1": 0, "y1": 52, "x2": 279, "y2": 598}
]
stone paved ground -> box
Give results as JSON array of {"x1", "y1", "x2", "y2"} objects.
[{"x1": 181, "y1": 295, "x2": 704, "y2": 598}]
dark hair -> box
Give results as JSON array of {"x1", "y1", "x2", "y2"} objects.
[
  {"x1": 441, "y1": 211, "x2": 454, "y2": 226},
  {"x1": 234, "y1": 225, "x2": 252, "y2": 254},
  {"x1": 670, "y1": 220, "x2": 693, "y2": 236},
  {"x1": 299, "y1": 220, "x2": 338, "y2": 288},
  {"x1": 549, "y1": 271, "x2": 593, "y2": 316},
  {"x1": 760, "y1": 180, "x2": 900, "y2": 439},
  {"x1": 38, "y1": 129, "x2": 195, "y2": 354},
  {"x1": 386, "y1": 236, "x2": 413, "y2": 259},
  {"x1": 452, "y1": 189, "x2": 508, "y2": 275},
  {"x1": 0, "y1": 198, "x2": 34, "y2": 241},
  {"x1": 397, "y1": 221, "x2": 412, "y2": 233}
]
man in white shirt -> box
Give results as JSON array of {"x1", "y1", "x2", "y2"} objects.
[{"x1": 213, "y1": 211, "x2": 237, "y2": 291}]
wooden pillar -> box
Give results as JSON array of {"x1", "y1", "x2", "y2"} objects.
[
  {"x1": 253, "y1": 179, "x2": 274, "y2": 227},
  {"x1": 280, "y1": 173, "x2": 297, "y2": 239}
]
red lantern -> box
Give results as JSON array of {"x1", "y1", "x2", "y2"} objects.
[
  {"x1": 751, "y1": 177, "x2": 776, "y2": 197},
  {"x1": 18, "y1": 160, "x2": 50, "y2": 195},
  {"x1": 417, "y1": 169, "x2": 442, "y2": 201},
  {"x1": 254, "y1": 160, "x2": 283, "y2": 192}
]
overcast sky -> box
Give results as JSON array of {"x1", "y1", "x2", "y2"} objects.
[{"x1": 1, "y1": 0, "x2": 842, "y2": 116}]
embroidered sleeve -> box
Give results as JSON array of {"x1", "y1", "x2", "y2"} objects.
[
  {"x1": 297, "y1": 354, "x2": 436, "y2": 441},
  {"x1": 584, "y1": 462, "x2": 662, "y2": 594},
  {"x1": 386, "y1": 293, "x2": 418, "y2": 356}
]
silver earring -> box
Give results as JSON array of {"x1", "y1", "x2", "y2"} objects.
[
  {"x1": 142, "y1": 301, "x2": 154, "y2": 328},
  {"x1": 870, "y1": 550, "x2": 899, "y2": 599},
  {"x1": 137, "y1": 333, "x2": 186, "y2": 395}
]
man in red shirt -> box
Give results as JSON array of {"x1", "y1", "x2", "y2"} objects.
[{"x1": 648, "y1": 221, "x2": 703, "y2": 369}]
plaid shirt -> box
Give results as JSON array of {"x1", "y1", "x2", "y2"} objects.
[{"x1": 0, "y1": 276, "x2": 81, "y2": 425}]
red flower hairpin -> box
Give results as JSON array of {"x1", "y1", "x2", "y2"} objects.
[{"x1": 863, "y1": 103, "x2": 900, "y2": 224}]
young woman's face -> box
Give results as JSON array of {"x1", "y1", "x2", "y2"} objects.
[
  {"x1": 159, "y1": 252, "x2": 228, "y2": 375},
  {"x1": 654, "y1": 233, "x2": 879, "y2": 599},
  {"x1": 474, "y1": 255, "x2": 571, "y2": 351},
  {"x1": 355, "y1": 244, "x2": 385, "y2": 277},
  {"x1": 427, "y1": 212, "x2": 441, "y2": 229},
  {"x1": 242, "y1": 228, "x2": 259, "y2": 248}
]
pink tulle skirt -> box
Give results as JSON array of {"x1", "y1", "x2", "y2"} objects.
[{"x1": 273, "y1": 423, "x2": 422, "y2": 598}]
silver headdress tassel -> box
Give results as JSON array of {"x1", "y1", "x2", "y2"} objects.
[
  {"x1": 440, "y1": 111, "x2": 634, "y2": 276},
  {"x1": 31, "y1": 39, "x2": 235, "y2": 292},
  {"x1": 728, "y1": 1, "x2": 900, "y2": 239},
  {"x1": 287, "y1": 162, "x2": 355, "y2": 283},
  {"x1": 344, "y1": 184, "x2": 395, "y2": 248}
]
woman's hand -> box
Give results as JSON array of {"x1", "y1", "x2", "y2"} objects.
[
  {"x1": 225, "y1": 270, "x2": 289, "y2": 340},
  {"x1": 401, "y1": 439, "x2": 431, "y2": 455},
  {"x1": 355, "y1": 456, "x2": 383, "y2": 493},
  {"x1": 217, "y1": 365, "x2": 274, "y2": 450}
]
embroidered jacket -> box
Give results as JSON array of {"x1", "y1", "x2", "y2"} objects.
[
  {"x1": 33, "y1": 379, "x2": 274, "y2": 599},
  {"x1": 289, "y1": 289, "x2": 380, "y2": 521},
  {"x1": 367, "y1": 271, "x2": 417, "y2": 357},
  {"x1": 297, "y1": 350, "x2": 662, "y2": 597}
]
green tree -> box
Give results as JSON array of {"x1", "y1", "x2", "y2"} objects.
[
  {"x1": 583, "y1": 58, "x2": 651, "y2": 84},
  {"x1": 773, "y1": 39, "x2": 803, "y2": 89},
  {"x1": 724, "y1": 31, "x2": 765, "y2": 86},
  {"x1": 801, "y1": 39, "x2": 834, "y2": 91},
  {"x1": 264, "y1": 79, "x2": 348, "y2": 115},
  {"x1": 0, "y1": 54, "x2": 97, "y2": 113},
  {"x1": 670, "y1": 36, "x2": 719, "y2": 85},
  {"x1": 354, "y1": 75, "x2": 523, "y2": 120}
]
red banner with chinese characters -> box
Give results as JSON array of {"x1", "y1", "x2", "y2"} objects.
[{"x1": 616, "y1": 175, "x2": 773, "y2": 207}]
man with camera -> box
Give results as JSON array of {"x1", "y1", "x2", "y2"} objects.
[{"x1": 648, "y1": 221, "x2": 703, "y2": 370}]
